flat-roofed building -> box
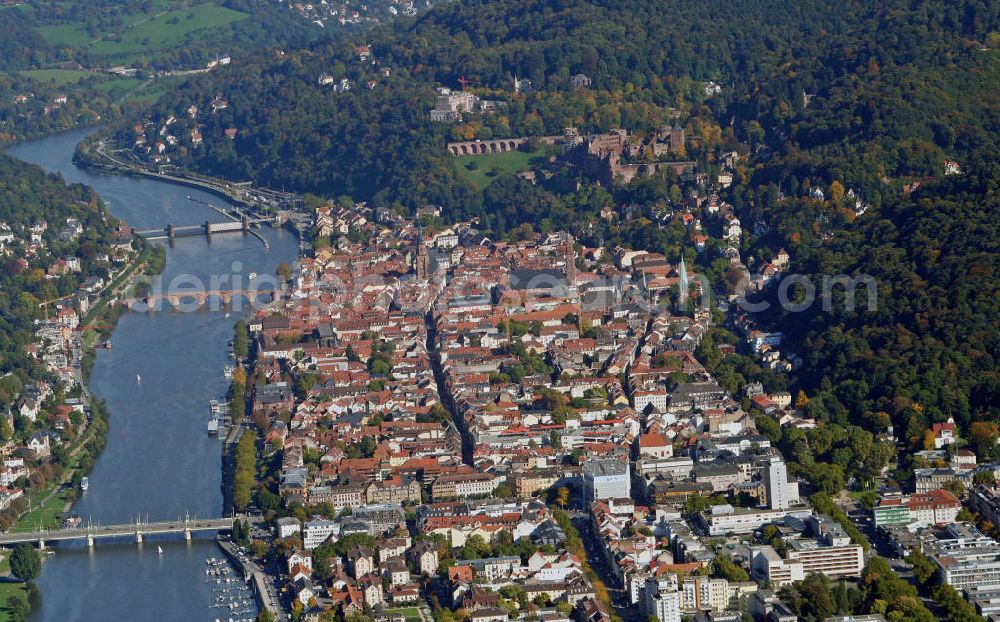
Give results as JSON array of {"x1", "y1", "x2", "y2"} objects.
[
  {"x1": 303, "y1": 519, "x2": 340, "y2": 549},
  {"x1": 785, "y1": 539, "x2": 864, "y2": 579},
  {"x1": 928, "y1": 523, "x2": 1000, "y2": 590},
  {"x1": 582, "y1": 458, "x2": 630, "y2": 501},
  {"x1": 699, "y1": 505, "x2": 806, "y2": 536},
  {"x1": 751, "y1": 545, "x2": 804, "y2": 587}
]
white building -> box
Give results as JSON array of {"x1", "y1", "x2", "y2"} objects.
[
  {"x1": 701, "y1": 506, "x2": 804, "y2": 536},
  {"x1": 303, "y1": 519, "x2": 340, "y2": 549},
  {"x1": 644, "y1": 575, "x2": 681, "y2": 622},
  {"x1": 582, "y1": 458, "x2": 630, "y2": 501},
  {"x1": 276, "y1": 517, "x2": 302, "y2": 539},
  {"x1": 785, "y1": 541, "x2": 864, "y2": 579},
  {"x1": 764, "y1": 456, "x2": 789, "y2": 510},
  {"x1": 751, "y1": 545, "x2": 804, "y2": 587},
  {"x1": 647, "y1": 590, "x2": 681, "y2": 622},
  {"x1": 929, "y1": 524, "x2": 1000, "y2": 590},
  {"x1": 633, "y1": 390, "x2": 667, "y2": 413}
]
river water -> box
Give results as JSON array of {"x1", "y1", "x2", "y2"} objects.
[{"x1": 7, "y1": 127, "x2": 299, "y2": 621}]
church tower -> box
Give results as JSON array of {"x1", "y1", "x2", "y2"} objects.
[
  {"x1": 416, "y1": 240, "x2": 430, "y2": 281},
  {"x1": 677, "y1": 254, "x2": 689, "y2": 311},
  {"x1": 563, "y1": 231, "x2": 577, "y2": 285}
]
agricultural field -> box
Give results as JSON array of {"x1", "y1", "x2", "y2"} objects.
[
  {"x1": 91, "y1": 77, "x2": 147, "y2": 100},
  {"x1": 36, "y1": 2, "x2": 248, "y2": 65},
  {"x1": 19, "y1": 69, "x2": 94, "y2": 85},
  {"x1": 18, "y1": 70, "x2": 151, "y2": 103}
]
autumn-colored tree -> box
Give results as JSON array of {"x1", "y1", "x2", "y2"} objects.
[
  {"x1": 556, "y1": 486, "x2": 570, "y2": 509},
  {"x1": 983, "y1": 520, "x2": 997, "y2": 537},
  {"x1": 276, "y1": 262, "x2": 293, "y2": 281},
  {"x1": 970, "y1": 421, "x2": 998, "y2": 456},
  {"x1": 795, "y1": 390, "x2": 810, "y2": 409},
  {"x1": 829, "y1": 180, "x2": 846, "y2": 203}
]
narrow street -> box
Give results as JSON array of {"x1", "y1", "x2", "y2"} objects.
[
  {"x1": 425, "y1": 308, "x2": 473, "y2": 465},
  {"x1": 571, "y1": 513, "x2": 641, "y2": 622}
]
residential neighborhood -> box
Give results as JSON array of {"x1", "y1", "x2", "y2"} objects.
[
  {"x1": 222, "y1": 192, "x2": 1000, "y2": 622},
  {"x1": 0, "y1": 209, "x2": 139, "y2": 532}
]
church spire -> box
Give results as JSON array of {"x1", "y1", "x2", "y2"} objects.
[{"x1": 678, "y1": 253, "x2": 689, "y2": 310}]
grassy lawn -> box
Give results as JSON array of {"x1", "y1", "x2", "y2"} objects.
[
  {"x1": 89, "y1": 4, "x2": 247, "y2": 57},
  {"x1": 0, "y1": 552, "x2": 30, "y2": 622},
  {"x1": 126, "y1": 79, "x2": 176, "y2": 104},
  {"x1": 453, "y1": 149, "x2": 545, "y2": 189},
  {"x1": 19, "y1": 69, "x2": 94, "y2": 85},
  {"x1": 385, "y1": 607, "x2": 423, "y2": 622},
  {"x1": 91, "y1": 77, "x2": 146, "y2": 100},
  {"x1": 20, "y1": 71, "x2": 163, "y2": 104},
  {"x1": 92, "y1": 78, "x2": 142, "y2": 92},
  {"x1": 35, "y1": 22, "x2": 93, "y2": 48},
  {"x1": 38, "y1": 3, "x2": 248, "y2": 63},
  {"x1": 10, "y1": 490, "x2": 70, "y2": 534}
]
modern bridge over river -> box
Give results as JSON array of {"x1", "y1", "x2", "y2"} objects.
[{"x1": 0, "y1": 516, "x2": 233, "y2": 548}]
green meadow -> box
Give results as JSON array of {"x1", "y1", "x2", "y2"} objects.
[
  {"x1": 37, "y1": 3, "x2": 248, "y2": 64},
  {"x1": 453, "y1": 148, "x2": 546, "y2": 189}
]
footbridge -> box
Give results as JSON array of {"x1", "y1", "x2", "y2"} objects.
[
  {"x1": 0, "y1": 516, "x2": 233, "y2": 548},
  {"x1": 119, "y1": 288, "x2": 274, "y2": 311}
]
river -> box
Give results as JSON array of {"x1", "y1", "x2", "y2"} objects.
[{"x1": 6, "y1": 127, "x2": 299, "y2": 621}]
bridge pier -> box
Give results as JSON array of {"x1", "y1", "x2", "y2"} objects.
[
  {"x1": 37, "y1": 539, "x2": 45, "y2": 550},
  {"x1": 87, "y1": 535, "x2": 94, "y2": 548},
  {"x1": 167, "y1": 224, "x2": 175, "y2": 240},
  {"x1": 184, "y1": 528, "x2": 191, "y2": 541},
  {"x1": 205, "y1": 220, "x2": 211, "y2": 239},
  {"x1": 135, "y1": 531, "x2": 143, "y2": 544}
]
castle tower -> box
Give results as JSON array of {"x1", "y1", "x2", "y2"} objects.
[{"x1": 669, "y1": 123, "x2": 685, "y2": 154}]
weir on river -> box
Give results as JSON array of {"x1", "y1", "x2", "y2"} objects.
[{"x1": 6, "y1": 127, "x2": 299, "y2": 622}]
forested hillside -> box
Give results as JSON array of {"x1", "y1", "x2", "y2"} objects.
[
  {"x1": 0, "y1": 8, "x2": 53, "y2": 71},
  {"x1": 124, "y1": 0, "x2": 998, "y2": 212},
  {"x1": 0, "y1": 0, "x2": 320, "y2": 71},
  {"x1": 757, "y1": 151, "x2": 1000, "y2": 450},
  {"x1": 0, "y1": 0, "x2": 331, "y2": 142}
]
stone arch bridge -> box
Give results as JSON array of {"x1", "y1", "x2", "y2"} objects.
[
  {"x1": 448, "y1": 138, "x2": 527, "y2": 156},
  {"x1": 118, "y1": 289, "x2": 274, "y2": 311}
]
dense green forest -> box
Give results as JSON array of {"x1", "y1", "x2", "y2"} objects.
[
  {"x1": 0, "y1": 71, "x2": 126, "y2": 143},
  {"x1": 0, "y1": 154, "x2": 118, "y2": 397},
  {"x1": 757, "y1": 153, "x2": 1000, "y2": 448},
  {"x1": 0, "y1": 7, "x2": 53, "y2": 71}
]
